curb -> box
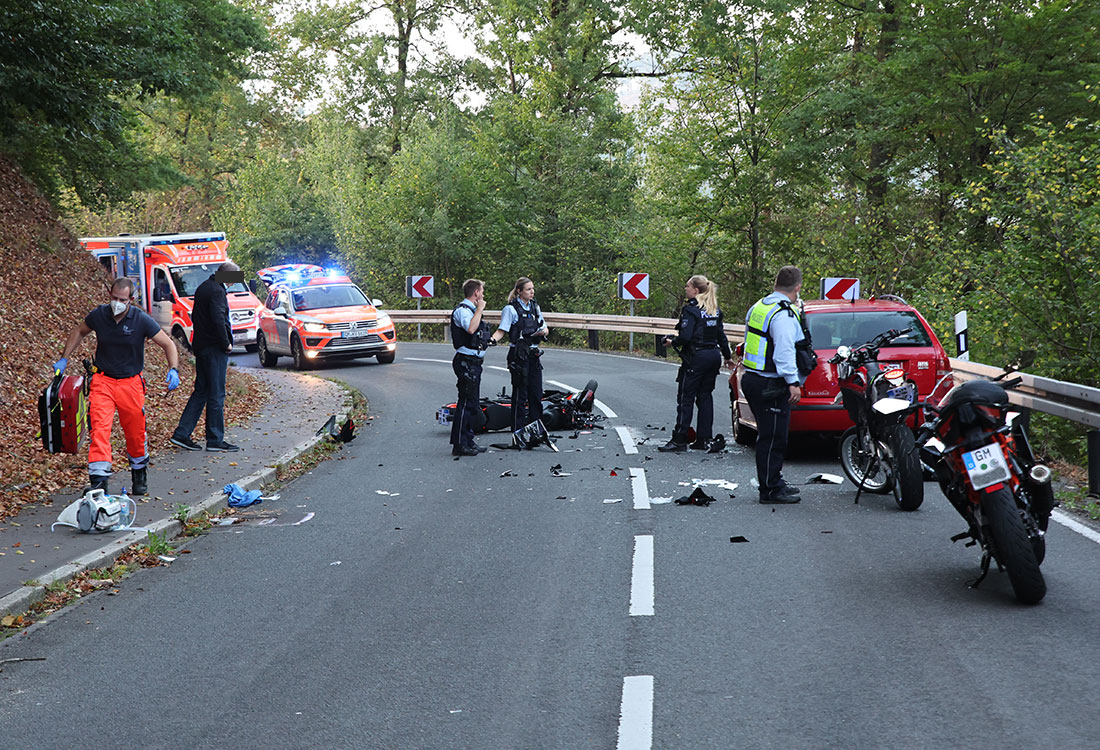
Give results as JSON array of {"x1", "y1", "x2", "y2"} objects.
[{"x1": 0, "y1": 418, "x2": 339, "y2": 619}]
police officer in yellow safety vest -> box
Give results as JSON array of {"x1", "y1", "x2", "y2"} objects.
[{"x1": 742, "y1": 265, "x2": 808, "y2": 504}]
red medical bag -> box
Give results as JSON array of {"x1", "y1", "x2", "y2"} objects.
[{"x1": 38, "y1": 373, "x2": 89, "y2": 454}]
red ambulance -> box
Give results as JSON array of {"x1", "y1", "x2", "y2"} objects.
[{"x1": 80, "y1": 232, "x2": 264, "y2": 351}]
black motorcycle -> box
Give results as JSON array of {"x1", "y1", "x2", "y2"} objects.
[
  {"x1": 914, "y1": 354, "x2": 1055, "y2": 604},
  {"x1": 437, "y1": 379, "x2": 601, "y2": 434},
  {"x1": 830, "y1": 328, "x2": 924, "y2": 511}
]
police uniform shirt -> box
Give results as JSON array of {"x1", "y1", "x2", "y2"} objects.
[
  {"x1": 453, "y1": 303, "x2": 486, "y2": 358},
  {"x1": 748, "y1": 291, "x2": 806, "y2": 386},
  {"x1": 84, "y1": 304, "x2": 162, "y2": 378},
  {"x1": 497, "y1": 299, "x2": 545, "y2": 347}
]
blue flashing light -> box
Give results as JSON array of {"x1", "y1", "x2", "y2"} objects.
[{"x1": 326, "y1": 268, "x2": 341, "y2": 278}]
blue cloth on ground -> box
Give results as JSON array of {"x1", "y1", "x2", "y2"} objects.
[{"x1": 224, "y1": 483, "x2": 262, "y2": 507}]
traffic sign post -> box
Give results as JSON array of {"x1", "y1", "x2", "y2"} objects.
[
  {"x1": 406, "y1": 275, "x2": 434, "y2": 341},
  {"x1": 618, "y1": 273, "x2": 649, "y2": 351},
  {"x1": 820, "y1": 277, "x2": 860, "y2": 301}
]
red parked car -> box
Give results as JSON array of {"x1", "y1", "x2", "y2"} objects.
[{"x1": 729, "y1": 296, "x2": 951, "y2": 443}]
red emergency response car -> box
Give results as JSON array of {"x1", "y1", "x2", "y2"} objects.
[
  {"x1": 255, "y1": 264, "x2": 397, "y2": 370},
  {"x1": 730, "y1": 297, "x2": 951, "y2": 443}
]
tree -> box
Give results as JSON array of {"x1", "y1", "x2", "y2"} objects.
[{"x1": 0, "y1": 0, "x2": 266, "y2": 205}]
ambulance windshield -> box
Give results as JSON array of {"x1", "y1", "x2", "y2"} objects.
[
  {"x1": 171, "y1": 265, "x2": 248, "y2": 297},
  {"x1": 291, "y1": 284, "x2": 370, "y2": 311}
]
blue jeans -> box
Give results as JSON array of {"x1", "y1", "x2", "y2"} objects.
[{"x1": 173, "y1": 347, "x2": 229, "y2": 444}]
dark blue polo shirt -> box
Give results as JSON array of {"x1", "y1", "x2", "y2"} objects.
[{"x1": 84, "y1": 305, "x2": 162, "y2": 378}]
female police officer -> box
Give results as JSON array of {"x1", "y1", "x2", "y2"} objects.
[
  {"x1": 659, "y1": 274, "x2": 734, "y2": 452},
  {"x1": 491, "y1": 277, "x2": 550, "y2": 438}
]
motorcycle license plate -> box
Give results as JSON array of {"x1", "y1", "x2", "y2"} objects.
[
  {"x1": 436, "y1": 407, "x2": 452, "y2": 425},
  {"x1": 962, "y1": 442, "x2": 1012, "y2": 490},
  {"x1": 885, "y1": 383, "x2": 915, "y2": 402}
]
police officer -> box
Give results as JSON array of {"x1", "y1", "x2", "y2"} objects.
[
  {"x1": 659, "y1": 275, "x2": 734, "y2": 452},
  {"x1": 449, "y1": 278, "x2": 494, "y2": 457},
  {"x1": 55, "y1": 277, "x2": 181, "y2": 495},
  {"x1": 490, "y1": 277, "x2": 550, "y2": 437},
  {"x1": 741, "y1": 265, "x2": 807, "y2": 503}
]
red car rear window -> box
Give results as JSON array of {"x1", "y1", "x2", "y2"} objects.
[{"x1": 808, "y1": 310, "x2": 932, "y2": 349}]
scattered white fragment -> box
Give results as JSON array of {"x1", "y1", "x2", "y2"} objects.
[
  {"x1": 450, "y1": 710, "x2": 463, "y2": 714},
  {"x1": 808, "y1": 472, "x2": 844, "y2": 484},
  {"x1": 157, "y1": 555, "x2": 176, "y2": 563},
  {"x1": 375, "y1": 490, "x2": 391, "y2": 495},
  {"x1": 650, "y1": 497, "x2": 674, "y2": 505},
  {"x1": 603, "y1": 498, "x2": 623, "y2": 504},
  {"x1": 330, "y1": 561, "x2": 342, "y2": 566},
  {"x1": 750, "y1": 478, "x2": 759, "y2": 489}
]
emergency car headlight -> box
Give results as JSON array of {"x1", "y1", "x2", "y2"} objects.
[
  {"x1": 305, "y1": 350, "x2": 319, "y2": 358},
  {"x1": 376, "y1": 313, "x2": 392, "y2": 326},
  {"x1": 386, "y1": 343, "x2": 396, "y2": 351},
  {"x1": 303, "y1": 322, "x2": 327, "y2": 333}
]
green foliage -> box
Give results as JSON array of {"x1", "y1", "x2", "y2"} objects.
[{"x1": 0, "y1": 0, "x2": 266, "y2": 205}]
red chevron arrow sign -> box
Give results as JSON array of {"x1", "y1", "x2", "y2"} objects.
[
  {"x1": 405, "y1": 275, "x2": 434, "y2": 298},
  {"x1": 820, "y1": 277, "x2": 859, "y2": 300},
  {"x1": 618, "y1": 272, "x2": 649, "y2": 300}
]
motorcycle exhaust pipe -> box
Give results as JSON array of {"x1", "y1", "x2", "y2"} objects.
[
  {"x1": 1027, "y1": 464, "x2": 1055, "y2": 529},
  {"x1": 1029, "y1": 464, "x2": 1052, "y2": 485}
]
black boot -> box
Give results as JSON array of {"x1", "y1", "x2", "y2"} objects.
[
  {"x1": 86, "y1": 475, "x2": 109, "y2": 495},
  {"x1": 658, "y1": 438, "x2": 688, "y2": 453},
  {"x1": 131, "y1": 468, "x2": 148, "y2": 495}
]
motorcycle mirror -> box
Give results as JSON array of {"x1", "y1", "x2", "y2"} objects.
[{"x1": 1012, "y1": 349, "x2": 1036, "y2": 370}]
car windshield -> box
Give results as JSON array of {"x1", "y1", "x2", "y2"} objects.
[
  {"x1": 291, "y1": 284, "x2": 369, "y2": 311},
  {"x1": 170, "y1": 265, "x2": 247, "y2": 296},
  {"x1": 807, "y1": 311, "x2": 932, "y2": 349}
]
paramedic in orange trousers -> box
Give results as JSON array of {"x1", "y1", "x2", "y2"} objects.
[{"x1": 55, "y1": 277, "x2": 180, "y2": 496}]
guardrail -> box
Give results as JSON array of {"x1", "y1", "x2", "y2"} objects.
[{"x1": 388, "y1": 309, "x2": 1100, "y2": 496}]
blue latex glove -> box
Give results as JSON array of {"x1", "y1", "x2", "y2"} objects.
[
  {"x1": 53, "y1": 357, "x2": 68, "y2": 374},
  {"x1": 224, "y1": 483, "x2": 262, "y2": 507},
  {"x1": 166, "y1": 368, "x2": 180, "y2": 391}
]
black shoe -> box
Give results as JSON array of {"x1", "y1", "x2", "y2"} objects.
[
  {"x1": 658, "y1": 439, "x2": 688, "y2": 453},
  {"x1": 689, "y1": 439, "x2": 710, "y2": 450},
  {"x1": 206, "y1": 441, "x2": 240, "y2": 452},
  {"x1": 131, "y1": 468, "x2": 148, "y2": 496},
  {"x1": 170, "y1": 435, "x2": 202, "y2": 451},
  {"x1": 760, "y1": 486, "x2": 802, "y2": 504},
  {"x1": 452, "y1": 445, "x2": 478, "y2": 457},
  {"x1": 777, "y1": 483, "x2": 801, "y2": 495},
  {"x1": 474, "y1": 445, "x2": 488, "y2": 453}
]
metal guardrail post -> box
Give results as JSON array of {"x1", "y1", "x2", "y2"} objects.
[
  {"x1": 1089, "y1": 429, "x2": 1100, "y2": 499},
  {"x1": 588, "y1": 329, "x2": 599, "y2": 350}
]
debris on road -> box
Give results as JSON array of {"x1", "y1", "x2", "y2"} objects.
[
  {"x1": 224, "y1": 483, "x2": 262, "y2": 508},
  {"x1": 807, "y1": 473, "x2": 844, "y2": 484},
  {"x1": 675, "y1": 487, "x2": 717, "y2": 506},
  {"x1": 729, "y1": 536, "x2": 749, "y2": 543},
  {"x1": 603, "y1": 498, "x2": 623, "y2": 504},
  {"x1": 550, "y1": 464, "x2": 572, "y2": 477}
]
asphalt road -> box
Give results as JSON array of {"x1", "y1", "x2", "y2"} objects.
[{"x1": 3, "y1": 342, "x2": 1100, "y2": 749}]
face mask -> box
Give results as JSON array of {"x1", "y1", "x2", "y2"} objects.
[{"x1": 110, "y1": 300, "x2": 128, "y2": 316}]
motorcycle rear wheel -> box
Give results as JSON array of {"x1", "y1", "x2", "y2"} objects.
[
  {"x1": 889, "y1": 424, "x2": 924, "y2": 511},
  {"x1": 839, "y1": 427, "x2": 892, "y2": 494},
  {"x1": 982, "y1": 486, "x2": 1046, "y2": 605}
]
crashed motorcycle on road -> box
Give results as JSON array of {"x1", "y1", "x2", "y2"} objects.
[
  {"x1": 437, "y1": 379, "x2": 601, "y2": 448},
  {"x1": 914, "y1": 355, "x2": 1055, "y2": 604}
]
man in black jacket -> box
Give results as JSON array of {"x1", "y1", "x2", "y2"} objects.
[{"x1": 170, "y1": 262, "x2": 241, "y2": 452}]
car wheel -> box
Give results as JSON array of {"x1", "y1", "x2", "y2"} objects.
[
  {"x1": 257, "y1": 332, "x2": 278, "y2": 368},
  {"x1": 172, "y1": 326, "x2": 192, "y2": 353},
  {"x1": 376, "y1": 350, "x2": 396, "y2": 364},
  {"x1": 291, "y1": 334, "x2": 312, "y2": 370},
  {"x1": 732, "y1": 405, "x2": 757, "y2": 446}
]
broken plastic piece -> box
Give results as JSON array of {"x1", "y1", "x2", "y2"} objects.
[
  {"x1": 807, "y1": 472, "x2": 844, "y2": 484},
  {"x1": 674, "y1": 487, "x2": 717, "y2": 506},
  {"x1": 729, "y1": 536, "x2": 749, "y2": 543},
  {"x1": 603, "y1": 498, "x2": 623, "y2": 504}
]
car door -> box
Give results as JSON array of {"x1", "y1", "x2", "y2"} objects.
[
  {"x1": 150, "y1": 267, "x2": 174, "y2": 332},
  {"x1": 273, "y1": 290, "x2": 293, "y2": 352}
]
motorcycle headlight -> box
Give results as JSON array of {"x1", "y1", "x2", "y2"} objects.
[{"x1": 303, "y1": 322, "x2": 327, "y2": 333}]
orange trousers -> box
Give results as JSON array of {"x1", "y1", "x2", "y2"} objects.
[{"x1": 88, "y1": 374, "x2": 148, "y2": 478}]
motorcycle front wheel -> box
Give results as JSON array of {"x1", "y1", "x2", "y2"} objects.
[
  {"x1": 889, "y1": 424, "x2": 924, "y2": 511},
  {"x1": 839, "y1": 427, "x2": 893, "y2": 494},
  {"x1": 982, "y1": 487, "x2": 1046, "y2": 605}
]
